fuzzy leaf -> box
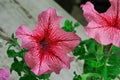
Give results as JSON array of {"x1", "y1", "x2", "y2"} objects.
[
  {"x1": 110, "y1": 45, "x2": 120, "y2": 53},
  {"x1": 107, "y1": 53, "x2": 120, "y2": 79},
  {"x1": 73, "y1": 72, "x2": 81, "y2": 80},
  {"x1": 10, "y1": 57, "x2": 26, "y2": 76},
  {"x1": 37, "y1": 74, "x2": 51, "y2": 79},
  {"x1": 7, "y1": 49, "x2": 18, "y2": 58},
  {"x1": 62, "y1": 20, "x2": 79, "y2": 32},
  {"x1": 73, "y1": 38, "x2": 98, "y2": 60},
  {"x1": 20, "y1": 75, "x2": 37, "y2": 80}
]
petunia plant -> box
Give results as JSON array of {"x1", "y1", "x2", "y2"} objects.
[
  {"x1": 3, "y1": 0, "x2": 120, "y2": 80},
  {"x1": 6, "y1": 8, "x2": 80, "y2": 80}
]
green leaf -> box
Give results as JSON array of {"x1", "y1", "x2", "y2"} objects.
[
  {"x1": 11, "y1": 33, "x2": 15, "y2": 38},
  {"x1": 73, "y1": 72, "x2": 81, "y2": 80},
  {"x1": 101, "y1": 63, "x2": 107, "y2": 80},
  {"x1": 73, "y1": 72, "x2": 101, "y2": 80},
  {"x1": 10, "y1": 58, "x2": 24, "y2": 76},
  {"x1": 86, "y1": 60, "x2": 104, "y2": 68},
  {"x1": 18, "y1": 48, "x2": 27, "y2": 58},
  {"x1": 73, "y1": 38, "x2": 98, "y2": 60},
  {"x1": 6, "y1": 33, "x2": 19, "y2": 49},
  {"x1": 107, "y1": 53, "x2": 120, "y2": 79},
  {"x1": 84, "y1": 39, "x2": 98, "y2": 54},
  {"x1": 81, "y1": 73, "x2": 101, "y2": 80},
  {"x1": 74, "y1": 22, "x2": 79, "y2": 28},
  {"x1": 110, "y1": 45, "x2": 120, "y2": 53},
  {"x1": 62, "y1": 20, "x2": 79, "y2": 32},
  {"x1": 7, "y1": 49, "x2": 18, "y2": 58},
  {"x1": 74, "y1": 44, "x2": 86, "y2": 59},
  {"x1": 37, "y1": 73, "x2": 51, "y2": 79},
  {"x1": 20, "y1": 73, "x2": 50, "y2": 80},
  {"x1": 96, "y1": 45, "x2": 104, "y2": 60},
  {"x1": 11, "y1": 33, "x2": 18, "y2": 43},
  {"x1": 20, "y1": 75, "x2": 37, "y2": 80}
]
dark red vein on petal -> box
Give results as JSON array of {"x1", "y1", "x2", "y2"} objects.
[{"x1": 48, "y1": 50, "x2": 68, "y2": 67}]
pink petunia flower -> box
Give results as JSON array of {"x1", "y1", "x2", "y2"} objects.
[
  {"x1": 15, "y1": 8, "x2": 80, "y2": 76},
  {"x1": 0, "y1": 68, "x2": 11, "y2": 80},
  {"x1": 81, "y1": 0, "x2": 120, "y2": 47}
]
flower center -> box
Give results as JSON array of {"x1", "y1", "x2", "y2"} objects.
[
  {"x1": 40, "y1": 39, "x2": 48, "y2": 50},
  {"x1": 110, "y1": 17, "x2": 120, "y2": 29},
  {"x1": 113, "y1": 20, "x2": 120, "y2": 29}
]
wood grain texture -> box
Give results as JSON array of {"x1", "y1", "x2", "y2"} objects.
[{"x1": 0, "y1": 0, "x2": 88, "y2": 80}]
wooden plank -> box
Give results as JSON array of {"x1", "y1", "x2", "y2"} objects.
[{"x1": 0, "y1": 0, "x2": 88, "y2": 80}]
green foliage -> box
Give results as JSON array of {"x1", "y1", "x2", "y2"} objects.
[
  {"x1": 107, "y1": 53, "x2": 120, "y2": 79},
  {"x1": 19, "y1": 71, "x2": 51, "y2": 80},
  {"x1": 74, "y1": 39, "x2": 99, "y2": 60},
  {"x1": 73, "y1": 72, "x2": 81, "y2": 80},
  {"x1": 73, "y1": 72, "x2": 102, "y2": 80},
  {"x1": 20, "y1": 75, "x2": 37, "y2": 80},
  {"x1": 6, "y1": 33, "x2": 19, "y2": 49},
  {"x1": 10, "y1": 57, "x2": 25, "y2": 76},
  {"x1": 7, "y1": 49, "x2": 18, "y2": 58},
  {"x1": 6, "y1": 34, "x2": 51, "y2": 80},
  {"x1": 73, "y1": 38, "x2": 120, "y2": 80},
  {"x1": 62, "y1": 20, "x2": 79, "y2": 32},
  {"x1": 37, "y1": 74, "x2": 51, "y2": 80}
]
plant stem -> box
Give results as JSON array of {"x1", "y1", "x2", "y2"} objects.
[
  {"x1": 0, "y1": 30, "x2": 21, "y2": 50},
  {"x1": 102, "y1": 60, "x2": 107, "y2": 80},
  {"x1": 0, "y1": 30, "x2": 13, "y2": 43},
  {"x1": 102, "y1": 44, "x2": 112, "y2": 80}
]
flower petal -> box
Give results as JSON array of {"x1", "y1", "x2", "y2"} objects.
[
  {"x1": 25, "y1": 44, "x2": 73, "y2": 75},
  {"x1": 85, "y1": 21, "x2": 115, "y2": 45},
  {"x1": 82, "y1": 0, "x2": 120, "y2": 47},
  {"x1": 107, "y1": 0, "x2": 120, "y2": 16},
  {"x1": 36, "y1": 7, "x2": 80, "y2": 52},
  {"x1": 82, "y1": 0, "x2": 120, "y2": 28},
  {"x1": 0, "y1": 68, "x2": 10, "y2": 77},
  {"x1": 31, "y1": 58, "x2": 51, "y2": 76},
  {"x1": 15, "y1": 25, "x2": 32, "y2": 38},
  {"x1": 113, "y1": 30, "x2": 120, "y2": 47},
  {"x1": 36, "y1": 8, "x2": 62, "y2": 34},
  {"x1": 25, "y1": 47, "x2": 51, "y2": 75},
  {"x1": 15, "y1": 25, "x2": 41, "y2": 49},
  {"x1": 0, "y1": 68, "x2": 11, "y2": 80},
  {"x1": 99, "y1": 0, "x2": 120, "y2": 27},
  {"x1": 81, "y1": 2, "x2": 96, "y2": 22},
  {"x1": 44, "y1": 50, "x2": 73, "y2": 74},
  {"x1": 47, "y1": 29, "x2": 80, "y2": 52}
]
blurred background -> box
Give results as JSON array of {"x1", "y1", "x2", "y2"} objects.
[{"x1": 54, "y1": 0, "x2": 110, "y2": 26}]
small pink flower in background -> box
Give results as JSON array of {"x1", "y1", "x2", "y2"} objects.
[
  {"x1": 15, "y1": 8, "x2": 80, "y2": 76},
  {"x1": 81, "y1": 0, "x2": 120, "y2": 47},
  {"x1": 0, "y1": 68, "x2": 11, "y2": 80}
]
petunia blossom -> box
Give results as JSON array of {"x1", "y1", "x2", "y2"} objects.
[
  {"x1": 15, "y1": 8, "x2": 80, "y2": 76},
  {"x1": 81, "y1": 0, "x2": 120, "y2": 47},
  {"x1": 0, "y1": 68, "x2": 11, "y2": 80}
]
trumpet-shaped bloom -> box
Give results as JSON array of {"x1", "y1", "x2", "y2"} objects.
[
  {"x1": 81, "y1": 0, "x2": 120, "y2": 47},
  {"x1": 15, "y1": 8, "x2": 80, "y2": 76},
  {"x1": 0, "y1": 68, "x2": 11, "y2": 80}
]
